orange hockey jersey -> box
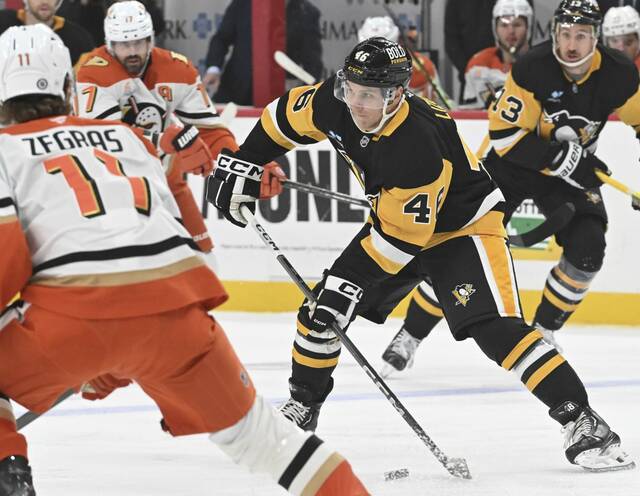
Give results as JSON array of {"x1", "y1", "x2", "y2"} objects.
[{"x1": 463, "y1": 47, "x2": 511, "y2": 108}]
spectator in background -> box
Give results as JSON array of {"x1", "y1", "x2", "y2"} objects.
[
  {"x1": 0, "y1": 0, "x2": 95, "y2": 65},
  {"x1": 598, "y1": 0, "x2": 639, "y2": 15},
  {"x1": 602, "y1": 5, "x2": 640, "y2": 69},
  {"x1": 57, "y1": 0, "x2": 165, "y2": 47},
  {"x1": 203, "y1": 0, "x2": 323, "y2": 105},
  {"x1": 444, "y1": 0, "x2": 533, "y2": 102}
]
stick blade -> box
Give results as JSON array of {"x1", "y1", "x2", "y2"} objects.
[
  {"x1": 445, "y1": 457, "x2": 472, "y2": 479},
  {"x1": 509, "y1": 202, "x2": 575, "y2": 248}
]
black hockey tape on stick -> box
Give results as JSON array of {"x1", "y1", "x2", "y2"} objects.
[
  {"x1": 509, "y1": 202, "x2": 575, "y2": 248},
  {"x1": 239, "y1": 205, "x2": 472, "y2": 480},
  {"x1": 284, "y1": 179, "x2": 568, "y2": 248},
  {"x1": 16, "y1": 389, "x2": 74, "y2": 430}
]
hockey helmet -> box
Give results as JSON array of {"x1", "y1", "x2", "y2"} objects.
[
  {"x1": 0, "y1": 24, "x2": 72, "y2": 102},
  {"x1": 492, "y1": 0, "x2": 534, "y2": 44},
  {"x1": 339, "y1": 37, "x2": 411, "y2": 89},
  {"x1": 104, "y1": 0, "x2": 154, "y2": 50},
  {"x1": 552, "y1": 0, "x2": 602, "y2": 69},
  {"x1": 357, "y1": 16, "x2": 400, "y2": 43},
  {"x1": 602, "y1": 6, "x2": 640, "y2": 41}
]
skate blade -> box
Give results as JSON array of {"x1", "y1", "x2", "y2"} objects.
[{"x1": 576, "y1": 444, "x2": 636, "y2": 473}]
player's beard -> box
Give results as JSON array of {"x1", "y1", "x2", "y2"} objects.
[{"x1": 123, "y1": 56, "x2": 144, "y2": 76}]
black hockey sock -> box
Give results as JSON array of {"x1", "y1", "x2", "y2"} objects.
[{"x1": 404, "y1": 288, "x2": 443, "y2": 340}]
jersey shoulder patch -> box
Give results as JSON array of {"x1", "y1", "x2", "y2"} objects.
[{"x1": 76, "y1": 46, "x2": 127, "y2": 86}]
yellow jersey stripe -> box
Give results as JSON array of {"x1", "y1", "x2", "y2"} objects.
[
  {"x1": 260, "y1": 107, "x2": 295, "y2": 151},
  {"x1": 413, "y1": 290, "x2": 444, "y2": 317},
  {"x1": 361, "y1": 234, "x2": 406, "y2": 274},
  {"x1": 480, "y1": 236, "x2": 519, "y2": 317}
]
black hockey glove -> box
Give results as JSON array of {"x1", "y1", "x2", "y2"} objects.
[
  {"x1": 309, "y1": 275, "x2": 363, "y2": 333},
  {"x1": 206, "y1": 149, "x2": 263, "y2": 228},
  {"x1": 548, "y1": 141, "x2": 610, "y2": 189}
]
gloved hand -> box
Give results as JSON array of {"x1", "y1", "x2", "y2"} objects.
[
  {"x1": 632, "y1": 194, "x2": 640, "y2": 211},
  {"x1": 205, "y1": 149, "x2": 263, "y2": 227},
  {"x1": 160, "y1": 124, "x2": 214, "y2": 176},
  {"x1": 81, "y1": 374, "x2": 132, "y2": 401},
  {"x1": 309, "y1": 275, "x2": 363, "y2": 333},
  {"x1": 260, "y1": 162, "x2": 287, "y2": 199},
  {"x1": 547, "y1": 141, "x2": 610, "y2": 189}
]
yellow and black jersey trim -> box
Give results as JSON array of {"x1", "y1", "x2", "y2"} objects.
[
  {"x1": 488, "y1": 72, "x2": 541, "y2": 157},
  {"x1": 615, "y1": 86, "x2": 640, "y2": 136},
  {"x1": 260, "y1": 85, "x2": 327, "y2": 150}
]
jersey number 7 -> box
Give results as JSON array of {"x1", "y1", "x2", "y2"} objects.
[{"x1": 44, "y1": 148, "x2": 151, "y2": 218}]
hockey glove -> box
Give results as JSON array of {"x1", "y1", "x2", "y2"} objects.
[
  {"x1": 633, "y1": 195, "x2": 640, "y2": 211},
  {"x1": 309, "y1": 275, "x2": 363, "y2": 333},
  {"x1": 81, "y1": 374, "x2": 132, "y2": 401},
  {"x1": 160, "y1": 124, "x2": 214, "y2": 176},
  {"x1": 547, "y1": 141, "x2": 610, "y2": 189},
  {"x1": 261, "y1": 162, "x2": 287, "y2": 199},
  {"x1": 206, "y1": 149, "x2": 263, "y2": 227}
]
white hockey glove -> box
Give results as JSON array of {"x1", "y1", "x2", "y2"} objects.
[
  {"x1": 547, "y1": 142, "x2": 610, "y2": 189},
  {"x1": 206, "y1": 149, "x2": 263, "y2": 228},
  {"x1": 309, "y1": 275, "x2": 363, "y2": 333}
]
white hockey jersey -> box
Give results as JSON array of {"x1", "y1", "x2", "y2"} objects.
[
  {"x1": 75, "y1": 46, "x2": 224, "y2": 134},
  {"x1": 0, "y1": 115, "x2": 226, "y2": 319},
  {"x1": 463, "y1": 47, "x2": 511, "y2": 109}
]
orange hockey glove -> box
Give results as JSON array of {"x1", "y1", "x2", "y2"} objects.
[
  {"x1": 260, "y1": 162, "x2": 287, "y2": 199},
  {"x1": 81, "y1": 374, "x2": 132, "y2": 401},
  {"x1": 160, "y1": 124, "x2": 214, "y2": 176}
]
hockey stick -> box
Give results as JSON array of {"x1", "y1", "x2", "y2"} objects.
[
  {"x1": 382, "y1": 4, "x2": 455, "y2": 110},
  {"x1": 508, "y1": 202, "x2": 575, "y2": 247},
  {"x1": 596, "y1": 170, "x2": 640, "y2": 208},
  {"x1": 284, "y1": 179, "x2": 571, "y2": 248},
  {"x1": 283, "y1": 179, "x2": 369, "y2": 208},
  {"x1": 16, "y1": 389, "x2": 75, "y2": 431},
  {"x1": 239, "y1": 205, "x2": 472, "y2": 480},
  {"x1": 274, "y1": 50, "x2": 316, "y2": 85}
]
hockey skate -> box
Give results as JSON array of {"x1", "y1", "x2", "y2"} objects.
[
  {"x1": 551, "y1": 402, "x2": 636, "y2": 472},
  {"x1": 279, "y1": 379, "x2": 332, "y2": 431},
  {"x1": 535, "y1": 323, "x2": 563, "y2": 353},
  {"x1": 0, "y1": 455, "x2": 35, "y2": 496},
  {"x1": 380, "y1": 327, "x2": 422, "y2": 378}
]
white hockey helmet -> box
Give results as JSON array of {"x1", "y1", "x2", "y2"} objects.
[
  {"x1": 104, "y1": 0, "x2": 154, "y2": 50},
  {"x1": 358, "y1": 16, "x2": 400, "y2": 43},
  {"x1": 492, "y1": 0, "x2": 534, "y2": 43},
  {"x1": 0, "y1": 24, "x2": 72, "y2": 102},
  {"x1": 602, "y1": 6, "x2": 640, "y2": 40}
]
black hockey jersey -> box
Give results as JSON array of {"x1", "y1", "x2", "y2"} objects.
[
  {"x1": 240, "y1": 76, "x2": 505, "y2": 288},
  {"x1": 488, "y1": 41, "x2": 640, "y2": 170}
]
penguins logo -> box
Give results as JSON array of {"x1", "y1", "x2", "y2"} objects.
[
  {"x1": 543, "y1": 110, "x2": 601, "y2": 150},
  {"x1": 452, "y1": 283, "x2": 476, "y2": 307}
]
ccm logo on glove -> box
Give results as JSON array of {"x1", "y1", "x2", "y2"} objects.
[{"x1": 217, "y1": 155, "x2": 263, "y2": 180}]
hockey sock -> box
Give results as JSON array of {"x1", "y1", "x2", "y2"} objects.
[
  {"x1": 534, "y1": 256, "x2": 597, "y2": 330},
  {"x1": 404, "y1": 284, "x2": 443, "y2": 340},
  {"x1": 0, "y1": 394, "x2": 28, "y2": 461}
]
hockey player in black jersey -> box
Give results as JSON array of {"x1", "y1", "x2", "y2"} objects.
[
  {"x1": 380, "y1": 0, "x2": 640, "y2": 373},
  {"x1": 207, "y1": 35, "x2": 635, "y2": 472}
]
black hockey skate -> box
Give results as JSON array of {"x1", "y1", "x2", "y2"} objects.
[
  {"x1": 279, "y1": 379, "x2": 332, "y2": 432},
  {"x1": 380, "y1": 327, "x2": 422, "y2": 378},
  {"x1": 0, "y1": 455, "x2": 35, "y2": 496},
  {"x1": 551, "y1": 402, "x2": 636, "y2": 472}
]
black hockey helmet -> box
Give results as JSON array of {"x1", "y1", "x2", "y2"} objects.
[
  {"x1": 553, "y1": 0, "x2": 602, "y2": 36},
  {"x1": 341, "y1": 37, "x2": 412, "y2": 89}
]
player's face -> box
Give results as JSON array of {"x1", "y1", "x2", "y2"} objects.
[
  {"x1": 605, "y1": 33, "x2": 640, "y2": 61},
  {"x1": 555, "y1": 24, "x2": 596, "y2": 65},
  {"x1": 496, "y1": 16, "x2": 528, "y2": 51},
  {"x1": 26, "y1": 0, "x2": 57, "y2": 23},
  {"x1": 112, "y1": 38, "x2": 151, "y2": 75},
  {"x1": 343, "y1": 81, "x2": 401, "y2": 132}
]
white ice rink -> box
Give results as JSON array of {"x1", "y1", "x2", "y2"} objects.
[{"x1": 15, "y1": 313, "x2": 640, "y2": 495}]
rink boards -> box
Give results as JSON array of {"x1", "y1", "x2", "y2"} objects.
[{"x1": 191, "y1": 113, "x2": 640, "y2": 325}]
